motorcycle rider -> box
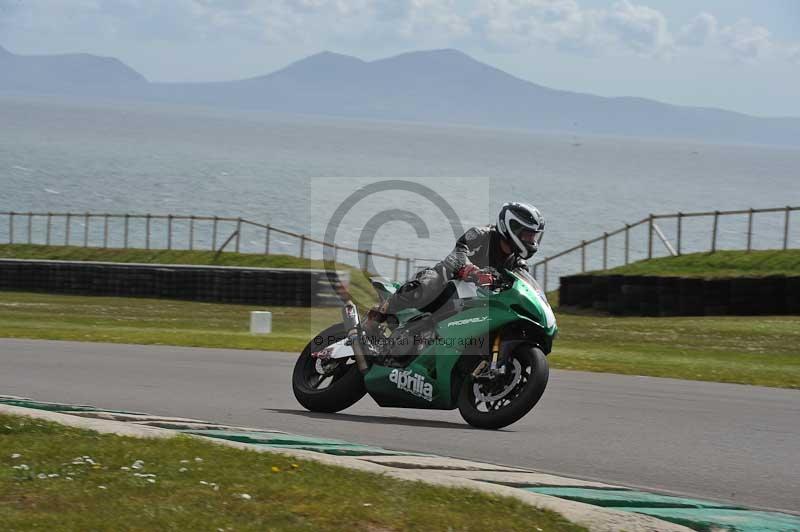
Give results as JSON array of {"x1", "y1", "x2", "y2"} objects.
[{"x1": 364, "y1": 202, "x2": 545, "y2": 336}]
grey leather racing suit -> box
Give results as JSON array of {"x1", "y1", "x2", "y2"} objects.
[{"x1": 385, "y1": 225, "x2": 528, "y2": 315}]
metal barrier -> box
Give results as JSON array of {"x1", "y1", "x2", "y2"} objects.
[
  {"x1": 0, "y1": 211, "x2": 439, "y2": 281},
  {"x1": 533, "y1": 206, "x2": 799, "y2": 292},
  {"x1": 4, "y1": 206, "x2": 797, "y2": 291}
]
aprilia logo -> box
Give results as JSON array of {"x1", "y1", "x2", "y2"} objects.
[{"x1": 389, "y1": 369, "x2": 433, "y2": 402}]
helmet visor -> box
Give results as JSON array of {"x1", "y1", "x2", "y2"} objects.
[{"x1": 509, "y1": 220, "x2": 544, "y2": 250}]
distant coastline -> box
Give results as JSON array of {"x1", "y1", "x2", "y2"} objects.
[{"x1": 2, "y1": 46, "x2": 799, "y2": 147}]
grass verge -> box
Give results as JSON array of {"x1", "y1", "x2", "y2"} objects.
[
  {"x1": 0, "y1": 292, "x2": 335, "y2": 352},
  {"x1": 550, "y1": 312, "x2": 800, "y2": 388},
  {"x1": 1, "y1": 291, "x2": 798, "y2": 388},
  {"x1": 0, "y1": 413, "x2": 584, "y2": 532},
  {"x1": 605, "y1": 250, "x2": 800, "y2": 278}
]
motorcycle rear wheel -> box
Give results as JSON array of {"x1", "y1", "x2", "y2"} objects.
[
  {"x1": 458, "y1": 345, "x2": 549, "y2": 430},
  {"x1": 292, "y1": 324, "x2": 367, "y2": 413}
]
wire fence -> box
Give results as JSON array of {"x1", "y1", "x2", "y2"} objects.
[
  {"x1": 3, "y1": 206, "x2": 797, "y2": 291},
  {"x1": 532, "y1": 206, "x2": 799, "y2": 292},
  {"x1": 0, "y1": 211, "x2": 436, "y2": 281}
]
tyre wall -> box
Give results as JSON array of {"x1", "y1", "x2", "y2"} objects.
[
  {"x1": 0, "y1": 259, "x2": 348, "y2": 307},
  {"x1": 559, "y1": 274, "x2": 799, "y2": 316}
]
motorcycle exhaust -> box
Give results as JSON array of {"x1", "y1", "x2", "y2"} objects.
[{"x1": 342, "y1": 301, "x2": 370, "y2": 374}]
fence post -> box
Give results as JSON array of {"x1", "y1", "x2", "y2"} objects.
[
  {"x1": 167, "y1": 214, "x2": 173, "y2": 250},
  {"x1": 264, "y1": 224, "x2": 271, "y2": 254},
  {"x1": 783, "y1": 206, "x2": 791, "y2": 250},
  {"x1": 103, "y1": 214, "x2": 109, "y2": 248},
  {"x1": 212, "y1": 216, "x2": 218, "y2": 250},
  {"x1": 299, "y1": 234, "x2": 305, "y2": 258},
  {"x1": 46, "y1": 213, "x2": 52, "y2": 245},
  {"x1": 393, "y1": 254, "x2": 400, "y2": 281},
  {"x1": 405, "y1": 257, "x2": 411, "y2": 280},
  {"x1": 543, "y1": 259, "x2": 549, "y2": 293},
  {"x1": 235, "y1": 218, "x2": 242, "y2": 253},
  {"x1": 189, "y1": 216, "x2": 195, "y2": 250},
  {"x1": 7, "y1": 212, "x2": 13, "y2": 244},
  {"x1": 145, "y1": 214, "x2": 151, "y2": 250},
  {"x1": 65, "y1": 213, "x2": 71, "y2": 245},
  {"x1": 624, "y1": 224, "x2": 630, "y2": 264},
  {"x1": 362, "y1": 250, "x2": 370, "y2": 273},
  {"x1": 83, "y1": 212, "x2": 90, "y2": 247},
  {"x1": 677, "y1": 213, "x2": 683, "y2": 255},
  {"x1": 26, "y1": 212, "x2": 32, "y2": 244},
  {"x1": 746, "y1": 208, "x2": 754, "y2": 252},
  {"x1": 602, "y1": 232, "x2": 608, "y2": 270},
  {"x1": 123, "y1": 214, "x2": 130, "y2": 248},
  {"x1": 581, "y1": 241, "x2": 586, "y2": 272},
  {"x1": 711, "y1": 210, "x2": 719, "y2": 253},
  {"x1": 647, "y1": 215, "x2": 654, "y2": 259}
]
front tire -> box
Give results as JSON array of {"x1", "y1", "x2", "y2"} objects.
[
  {"x1": 292, "y1": 324, "x2": 366, "y2": 413},
  {"x1": 458, "y1": 345, "x2": 549, "y2": 430}
]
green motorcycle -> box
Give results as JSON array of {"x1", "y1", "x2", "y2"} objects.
[{"x1": 292, "y1": 268, "x2": 557, "y2": 429}]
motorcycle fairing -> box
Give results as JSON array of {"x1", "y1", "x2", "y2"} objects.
[{"x1": 364, "y1": 273, "x2": 555, "y2": 410}]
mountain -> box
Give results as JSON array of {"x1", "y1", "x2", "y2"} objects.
[
  {"x1": 0, "y1": 45, "x2": 146, "y2": 94},
  {"x1": 1, "y1": 45, "x2": 798, "y2": 146}
]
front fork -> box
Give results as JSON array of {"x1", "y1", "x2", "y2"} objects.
[
  {"x1": 342, "y1": 300, "x2": 370, "y2": 373},
  {"x1": 472, "y1": 332, "x2": 506, "y2": 379}
]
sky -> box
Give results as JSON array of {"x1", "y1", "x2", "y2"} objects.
[{"x1": 0, "y1": 0, "x2": 798, "y2": 117}]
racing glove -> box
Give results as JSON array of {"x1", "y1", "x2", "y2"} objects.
[{"x1": 456, "y1": 264, "x2": 495, "y2": 287}]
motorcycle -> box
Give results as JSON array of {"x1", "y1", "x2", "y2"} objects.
[{"x1": 292, "y1": 267, "x2": 558, "y2": 429}]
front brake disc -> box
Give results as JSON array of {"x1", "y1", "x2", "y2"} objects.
[{"x1": 473, "y1": 359, "x2": 522, "y2": 403}]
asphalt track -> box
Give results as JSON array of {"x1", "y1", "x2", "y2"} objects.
[{"x1": 1, "y1": 338, "x2": 798, "y2": 514}]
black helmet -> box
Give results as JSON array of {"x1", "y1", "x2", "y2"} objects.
[{"x1": 497, "y1": 202, "x2": 545, "y2": 259}]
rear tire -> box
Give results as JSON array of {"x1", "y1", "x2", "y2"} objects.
[
  {"x1": 292, "y1": 324, "x2": 366, "y2": 413},
  {"x1": 458, "y1": 345, "x2": 549, "y2": 430}
]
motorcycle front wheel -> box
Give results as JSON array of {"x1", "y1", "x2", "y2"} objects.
[
  {"x1": 292, "y1": 324, "x2": 366, "y2": 413},
  {"x1": 458, "y1": 345, "x2": 549, "y2": 430}
]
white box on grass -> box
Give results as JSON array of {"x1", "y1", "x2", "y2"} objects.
[{"x1": 250, "y1": 311, "x2": 272, "y2": 335}]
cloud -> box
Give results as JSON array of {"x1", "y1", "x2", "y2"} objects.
[
  {"x1": 1, "y1": 0, "x2": 798, "y2": 67},
  {"x1": 604, "y1": 0, "x2": 672, "y2": 56},
  {"x1": 472, "y1": 0, "x2": 674, "y2": 58},
  {"x1": 678, "y1": 13, "x2": 782, "y2": 63},
  {"x1": 718, "y1": 19, "x2": 772, "y2": 61},
  {"x1": 396, "y1": 0, "x2": 471, "y2": 40},
  {"x1": 678, "y1": 12, "x2": 717, "y2": 47}
]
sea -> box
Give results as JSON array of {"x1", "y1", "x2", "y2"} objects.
[{"x1": 1, "y1": 95, "x2": 798, "y2": 285}]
